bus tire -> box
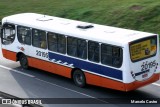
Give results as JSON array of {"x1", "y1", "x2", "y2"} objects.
[
  {"x1": 19, "y1": 54, "x2": 29, "y2": 69},
  {"x1": 73, "y1": 69, "x2": 86, "y2": 87}
]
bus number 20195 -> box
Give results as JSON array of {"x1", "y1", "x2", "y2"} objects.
[
  {"x1": 141, "y1": 60, "x2": 156, "y2": 72},
  {"x1": 36, "y1": 50, "x2": 48, "y2": 58}
]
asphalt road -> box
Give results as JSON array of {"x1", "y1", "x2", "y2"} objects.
[{"x1": 0, "y1": 41, "x2": 160, "y2": 107}]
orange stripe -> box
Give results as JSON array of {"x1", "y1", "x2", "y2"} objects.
[
  {"x1": 85, "y1": 72, "x2": 126, "y2": 91},
  {"x1": 125, "y1": 73, "x2": 160, "y2": 91},
  {"x1": 28, "y1": 57, "x2": 72, "y2": 78},
  {"x1": 2, "y1": 49, "x2": 17, "y2": 61},
  {"x1": 85, "y1": 72, "x2": 160, "y2": 91}
]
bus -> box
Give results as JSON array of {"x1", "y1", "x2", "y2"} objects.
[{"x1": 0, "y1": 13, "x2": 159, "y2": 91}]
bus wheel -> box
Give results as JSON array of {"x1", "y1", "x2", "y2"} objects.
[
  {"x1": 73, "y1": 69, "x2": 86, "y2": 87},
  {"x1": 19, "y1": 54, "x2": 29, "y2": 69}
]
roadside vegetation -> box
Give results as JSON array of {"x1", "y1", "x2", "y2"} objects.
[{"x1": 0, "y1": 0, "x2": 160, "y2": 34}]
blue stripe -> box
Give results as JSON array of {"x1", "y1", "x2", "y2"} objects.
[{"x1": 48, "y1": 52, "x2": 123, "y2": 80}]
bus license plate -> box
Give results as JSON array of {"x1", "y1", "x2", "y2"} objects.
[{"x1": 142, "y1": 73, "x2": 148, "y2": 78}]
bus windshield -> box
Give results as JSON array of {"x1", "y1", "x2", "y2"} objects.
[{"x1": 130, "y1": 36, "x2": 157, "y2": 62}]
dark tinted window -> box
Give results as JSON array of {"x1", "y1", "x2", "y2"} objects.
[
  {"x1": 67, "y1": 37, "x2": 87, "y2": 59},
  {"x1": 48, "y1": 32, "x2": 66, "y2": 54},
  {"x1": 17, "y1": 26, "x2": 31, "y2": 45},
  {"x1": 32, "y1": 29, "x2": 47, "y2": 49},
  {"x1": 88, "y1": 41, "x2": 99, "y2": 62},
  {"x1": 101, "y1": 44, "x2": 122, "y2": 67}
]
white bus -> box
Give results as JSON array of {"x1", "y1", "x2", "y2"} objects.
[{"x1": 1, "y1": 13, "x2": 159, "y2": 91}]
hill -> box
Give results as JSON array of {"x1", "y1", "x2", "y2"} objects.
[{"x1": 0, "y1": 0, "x2": 160, "y2": 34}]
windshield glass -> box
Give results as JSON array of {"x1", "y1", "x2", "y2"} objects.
[{"x1": 130, "y1": 36, "x2": 157, "y2": 62}]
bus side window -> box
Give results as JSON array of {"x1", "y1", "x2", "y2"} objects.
[
  {"x1": 48, "y1": 32, "x2": 57, "y2": 52},
  {"x1": 67, "y1": 37, "x2": 77, "y2": 57},
  {"x1": 112, "y1": 47, "x2": 122, "y2": 67},
  {"x1": 48, "y1": 32, "x2": 66, "y2": 54},
  {"x1": 57, "y1": 34, "x2": 66, "y2": 54},
  {"x1": 77, "y1": 39, "x2": 87, "y2": 59},
  {"x1": 101, "y1": 44, "x2": 122, "y2": 68},
  {"x1": 1, "y1": 24, "x2": 15, "y2": 45},
  {"x1": 67, "y1": 37, "x2": 87, "y2": 59},
  {"x1": 88, "y1": 41, "x2": 99, "y2": 62},
  {"x1": 101, "y1": 44, "x2": 112, "y2": 65},
  {"x1": 32, "y1": 29, "x2": 47, "y2": 49},
  {"x1": 17, "y1": 26, "x2": 31, "y2": 45}
]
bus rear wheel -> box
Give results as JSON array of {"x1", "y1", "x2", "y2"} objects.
[
  {"x1": 19, "y1": 54, "x2": 29, "y2": 69},
  {"x1": 73, "y1": 69, "x2": 86, "y2": 87}
]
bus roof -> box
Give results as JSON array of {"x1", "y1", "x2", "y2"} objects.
[{"x1": 2, "y1": 13, "x2": 155, "y2": 46}]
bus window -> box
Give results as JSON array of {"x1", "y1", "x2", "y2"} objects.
[
  {"x1": 112, "y1": 47, "x2": 122, "y2": 67},
  {"x1": 1, "y1": 24, "x2": 15, "y2": 45},
  {"x1": 101, "y1": 44, "x2": 122, "y2": 67},
  {"x1": 67, "y1": 37, "x2": 87, "y2": 59},
  {"x1": 77, "y1": 39, "x2": 87, "y2": 59},
  {"x1": 32, "y1": 29, "x2": 47, "y2": 49},
  {"x1": 17, "y1": 26, "x2": 31, "y2": 45},
  {"x1": 57, "y1": 34, "x2": 66, "y2": 54},
  {"x1": 130, "y1": 36, "x2": 157, "y2": 62},
  {"x1": 88, "y1": 41, "x2": 99, "y2": 62},
  {"x1": 48, "y1": 32, "x2": 66, "y2": 54},
  {"x1": 101, "y1": 44, "x2": 112, "y2": 65},
  {"x1": 67, "y1": 37, "x2": 77, "y2": 57}
]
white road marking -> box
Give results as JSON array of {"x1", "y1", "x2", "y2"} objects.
[
  {"x1": 35, "y1": 78, "x2": 108, "y2": 104},
  {"x1": 152, "y1": 83, "x2": 160, "y2": 87},
  {"x1": 0, "y1": 64, "x2": 107, "y2": 103},
  {"x1": 9, "y1": 104, "x2": 22, "y2": 107},
  {"x1": 0, "y1": 65, "x2": 35, "y2": 78}
]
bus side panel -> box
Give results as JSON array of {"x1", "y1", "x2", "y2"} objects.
[
  {"x1": 55, "y1": 65, "x2": 72, "y2": 78},
  {"x1": 27, "y1": 57, "x2": 72, "y2": 78},
  {"x1": 85, "y1": 72, "x2": 126, "y2": 91},
  {"x1": 85, "y1": 72, "x2": 102, "y2": 86},
  {"x1": 101, "y1": 77, "x2": 125, "y2": 91},
  {"x1": 2, "y1": 49, "x2": 17, "y2": 61},
  {"x1": 125, "y1": 73, "x2": 159, "y2": 91}
]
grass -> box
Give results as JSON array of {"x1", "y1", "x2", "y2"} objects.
[{"x1": 0, "y1": 0, "x2": 160, "y2": 34}]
